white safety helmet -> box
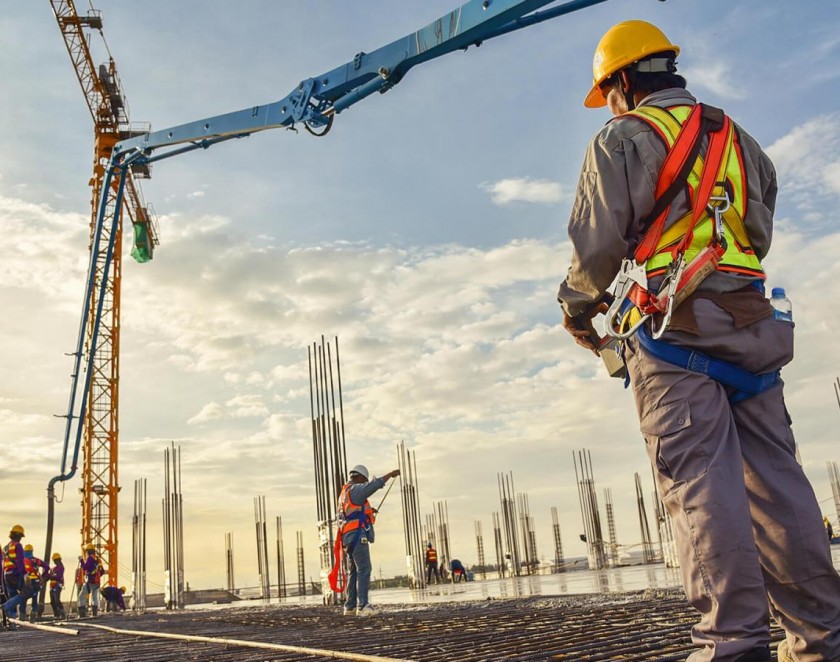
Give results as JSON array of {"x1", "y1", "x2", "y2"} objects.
[{"x1": 349, "y1": 464, "x2": 370, "y2": 480}]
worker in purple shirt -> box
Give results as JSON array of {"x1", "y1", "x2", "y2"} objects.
[
  {"x1": 47, "y1": 553, "x2": 66, "y2": 619},
  {"x1": 78, "y1": 543, "x2": 103, "y2": 617},
  {"x1": 3, "y1": 524, "x2": 28, "y2": 619},
  {"x1": 101, "y1": 585, "x2": 126, "y2": 612}
]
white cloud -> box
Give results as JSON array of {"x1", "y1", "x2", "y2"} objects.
[
  {"x1": 187, "y1": 401, "x2": 225, "y2": 425},
  {"x1": 766, "y1": 113, "x2": 840, "y2": 222},
  {"x1": 187, "y1": 190, "x2": 205, "y2": 198},
  {"x1": 682, "y1": 60, "x2": 747, "y2": 101},
  {"x1": 479, "y1": 178, "x2": 566, "y2": 206}
]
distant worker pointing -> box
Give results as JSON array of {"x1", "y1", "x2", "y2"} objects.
[
  {"x1": 556, "y1": 19, "x2": 840, "y2": 662},
  {"x1": 337, "y1": 464, "x2": 399, "y2": 617}
]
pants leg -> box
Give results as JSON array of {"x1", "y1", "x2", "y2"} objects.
[
  {"x1": 344, "y1": 547, "x2": 358, "y2": 610},
  {"x1": 734, "y1": 382, "x2": 840, "y2": 662},
  {"x1": 353, "y1": 540, "x2": 372, "y2": 608},
  {"x1": 626, "y1": 338, "x2": 770, "y2": 661}
]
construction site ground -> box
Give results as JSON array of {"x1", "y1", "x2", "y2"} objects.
[{"x1": 1, "y1": 587, "x2": 787, "y2": 661}]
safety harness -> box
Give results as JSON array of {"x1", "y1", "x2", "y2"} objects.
[
  {"x1": 601, "y1": 102, "x2": 779, "y2": 402},
  {"x1": 328, "y1": 483, "x2": 375, "y2": 593}
]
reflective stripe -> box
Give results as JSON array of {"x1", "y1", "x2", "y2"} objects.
[{"x1": 626, "y1": 105, "x2": 764, "y2": 280}]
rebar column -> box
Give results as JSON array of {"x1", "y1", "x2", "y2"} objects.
[
  {"x1": 225, "y1": 532, "x2": 235, "y2": 592},
  {"x1": 635, "y1": 473, "x2": 656, "y2": 564},
  {"x1": 498, "y1": 472, "x2": 522, "y2": 576},
  {"x1": 828, "y1": 461, "x2": 840, "y2": 530},
  {"x1": 573, "y1": 449, "x2": 606, "y2": 570},
  {"x1": 162, "y1": 442, "x2": 185, "y2": 609},
  {"x1": 474, "y1": 520, "x2": 486, "y2": 579},
  {"x1": 604, "y1": 488, "x2": 618, "y2": 566},
  {"x1": 131, "y1": 478, "x2": 147, "y2": 611},
  {"x1": 308, "y1": 336, "x2": 348, "y2": 604},
  {"x1": 254, "y1": 496, "x2": 270, "y2": 599},
  {"x1": 551, "y1": 506, "x2": 565, "y2": 573},
  {"x1": 492, "y1": 511, "x2": 505, "y2": 578},
  {"x1": 276, "y1": 516, "x2": 287, "y2": 599},
  {"x1": 398, "y1": 441, "x2": 425, "y2": 589},
  {"x1": 296, "y1": 531, "x2": 306, "y2": 596}
]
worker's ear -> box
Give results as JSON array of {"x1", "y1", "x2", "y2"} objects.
[{"x1": 619, "y1": 70, "x2": 632, "y2": 94}]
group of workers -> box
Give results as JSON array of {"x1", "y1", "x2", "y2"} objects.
[
  {"x1": 423, "y1": 543, "x2": 470, "y2": 584},
  {"x1": 1, "y1": 525, "x2": 126, "y2": 624}
]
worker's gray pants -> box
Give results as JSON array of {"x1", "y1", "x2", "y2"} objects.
[
  {"x1": 78, "y1": 583, "x2": 99, "y2": 610},
  {"x1": 625, "y1": 298, "x2": 840, "y2": 662},
  {"x1": 343, "y1": 535, "x2": 372, "y2": 610}
]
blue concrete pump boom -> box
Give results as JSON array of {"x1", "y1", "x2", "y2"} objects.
[{"x1": 44, "y1": 0, "x2": 613, "y2": 573}]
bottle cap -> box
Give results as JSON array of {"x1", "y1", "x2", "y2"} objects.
[{"x1": 771, "y1": 287, "x2": 786, "y2": 298}]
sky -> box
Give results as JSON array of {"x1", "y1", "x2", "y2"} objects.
[{"x1": 2, "y1": 0, "x2": 840, "y2": 594}]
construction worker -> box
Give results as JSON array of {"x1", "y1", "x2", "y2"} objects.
[
  {"x1": 557, "y1": 20, "x2": 840, "y2": 662},
  {"x1": 424, "y1": 543, "x2": 439, "y2": 584},
  {"x1": 449, "y1": 559, "x2": 469, "y2": 583},
  {"x1": 337, "y1": 464, "x2": 400, "y2": 616},
  {"x1": 22, "y1": 544, "x2": 47, "y2": 621},
  {"x1": 101, "y1": 585, "x2": 126, "y2": 612},
  {"x1": 825, "y1": 516, "x2": 835, "y2": 541},
  {"x1": 77, "y1": 543, "x2": 103, "y2": 617},
  {"x1": 3, "y1": 525, "x2": 27, "y2": 620},
  {"x1": 47, "y1": 553, "x2": 66, "y2": 619}
]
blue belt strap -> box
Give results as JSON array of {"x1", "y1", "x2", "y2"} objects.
[{"x1": 636, "y1": 324, "x2": 780, "y2": 404}]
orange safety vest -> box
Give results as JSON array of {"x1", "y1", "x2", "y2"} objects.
[
  {"x1": 337, "y1": 483, "x2": 375, "y2": 535},
  {"x1": 425, "y1": 547, "x2": 438, "y2": 564},
  {"x1": 626, "y1": 103, "x2": 764, "y2": 281},
  {"x1": 24, "y1": 557, "x2": 41, "y2": 583},
  {"x1": 3, "y1": 541, "x2": 22, "y2": 575}
]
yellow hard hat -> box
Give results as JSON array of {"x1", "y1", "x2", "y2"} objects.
[
  {"x1": 24, "y1": 544, "x2": 34, "y2": 552},
  {"x1": 584, "y1": 20, "x2": 680, "y2": 108},
  {"x1": 10, "y1": 524, "x2": 25, "y2": 537},
  {"x1": 119, "y1": 586, "x2": 126, "y2": 593},
  {"x1": 52, "y1": 553, "x2": 62, "y2": 561},
  {"x1": 84, "y1": 543, "x2": 95, "y2": 551}
]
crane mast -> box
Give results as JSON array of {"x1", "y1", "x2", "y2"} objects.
[{"x1": 49, "y1": 0, "x2": 158, "y2": 585}]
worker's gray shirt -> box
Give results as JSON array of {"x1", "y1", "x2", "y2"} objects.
[
  {"x1": 557, "y1": 88, "x2": 777, "y2": 317},
  {"x1": 341, "y1": 476, "x2": 386, "y2": 545}
]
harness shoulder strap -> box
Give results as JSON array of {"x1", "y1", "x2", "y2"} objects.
[{"x1": 631, "y1": 103, "x2": 727, "y2": 263}]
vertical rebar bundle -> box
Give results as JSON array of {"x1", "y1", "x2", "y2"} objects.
[
  {"x1": 131, "y1": 478, "x2": 147, "y2": 611},
  {"x1": 162, "y1": 442, "x2": 185, "y2": 609},
  {"x1": 296, "y1": 531, "x2": 306, "y2": 596},
  {"x1": 492, "y1": 511, "x2": 505, "y2": 578},
  {"x1": 573, "y1": 449, "x2": 606, "y2": 570},
  {"x1": 474, "y1": 521, "x2": 486, "y2": 579},
  {"x1": 497, "y1": 473, "x2": 521, "y2": 576},
  {"x1": 254, "y1": 495, "x2": 271, "y2": 599},
  {"x1": 276, "y1": 516, "x2": 287, "y2": 599},
  {"x1": 516, "y1": 493, "x2": 538, "y2": 574},
  {"x1": 651, "y1": 465, "x2": 679, "y2": 567},
  {"x1": 634, "y1": 473, "x2": 656, "y2": 564},
  {"x1": 397, "y1": 441, "x2": 426, "y2": 589},
  {"x1": 434, "y1": 500, "x2": 452, "y2": 572},
  {"x1": 224, "y1": 532, "x2": 235, "y2": 592},
  {"x1": 308, "y1": 336, "x2": 348, "y2": 603},
  {"x1": 551, "y1": 506, "x2": 565, "y2": 573},
  {"x1": 604, "y1": 488, "x2": 618, "y2": 566}
]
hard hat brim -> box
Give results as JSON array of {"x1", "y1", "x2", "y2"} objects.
[{"x1": 584, "y1": 84, "x2": 607, "y2": 108}]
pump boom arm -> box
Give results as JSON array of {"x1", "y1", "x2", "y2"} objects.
[
  {"x1": 116, "y1": 0, "x2": 608, "y2": 163},
  {"x1": 47, "y1": 0, "x2": 612, "y2": 574}
]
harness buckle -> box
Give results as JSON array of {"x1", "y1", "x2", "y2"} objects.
[{"x1": 604, "y1": 259, "x2": 650, "y2": 340}]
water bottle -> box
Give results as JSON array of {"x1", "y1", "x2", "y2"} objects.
[{"x1": 770, "y1": 287, "x2": 793, "y2": 323}]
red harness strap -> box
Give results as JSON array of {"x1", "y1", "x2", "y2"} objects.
[{"x1": 628, "y1": 105, "x2": 731, "y2": 316}]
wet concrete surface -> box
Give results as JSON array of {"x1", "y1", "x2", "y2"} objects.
[{"x1": 0, "y1": 588, "x2": 787, "y2": 661}]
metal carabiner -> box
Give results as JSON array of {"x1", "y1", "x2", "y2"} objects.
[
  {"x1": 604, "y1": 260, "x2": 650, "y2": 340},
  {"x1": 650, "y1": 257, "x2": 685, "y2": 340},
  {"x1": 707, "y1": 190, "x2": 731, "y2": 245}
]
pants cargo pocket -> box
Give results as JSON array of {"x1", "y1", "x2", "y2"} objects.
[{"x1": 640, "y1": 400, "x2": 702, "y2": 490}]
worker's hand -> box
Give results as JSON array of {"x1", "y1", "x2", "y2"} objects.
[
  {"x1": 563, "y1": 302, "x2": 609, "y2": 355},
  {"x1": 387, "y1": 469, "x2": 401, "y2": 480}
]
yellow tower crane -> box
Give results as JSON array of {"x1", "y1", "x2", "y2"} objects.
[{"x1": 49, "y1": 0, "x2": 159, "y2": 585}]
